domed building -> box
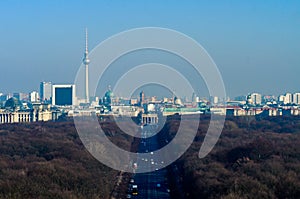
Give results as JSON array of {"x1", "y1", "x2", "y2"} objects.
[
  {"x1": 104, "y1": 90, "x2": 114, "y2": 104},
  {"x1": 0, "y1": 99, "x2": 58, "y2": 124},
  {"x1": 4, "y1": 97, "x2": 23, "y2": 111},
  {"x1": 101, "y1": 88, "x2": 115, "y2": 111}
]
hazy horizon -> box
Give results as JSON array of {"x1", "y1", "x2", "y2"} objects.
[{"x1": 0, "y1": 1, "x2": 299, "y2": 98}]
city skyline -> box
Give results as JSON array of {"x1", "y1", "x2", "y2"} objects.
[
  {"x1": 1, "y1": 77, "x2": 300, "y2": 102},
  {"x1": 0, "y1": 1, "x2": 299, "y2": 97},
  {"x1": 2, "y1": 83, "x2": 300, "y2": 104}
]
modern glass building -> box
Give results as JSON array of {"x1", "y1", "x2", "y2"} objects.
[
  {"x1": 52, "y1": 84, "x2": 76, "y2": 106},
  {"x1": 40, "y1": 82, "x2": 52, "y2": 102}
]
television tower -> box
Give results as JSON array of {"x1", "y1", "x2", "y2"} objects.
[{"x1": 83, "y1": 28, "x2": 90, "y2": 103}]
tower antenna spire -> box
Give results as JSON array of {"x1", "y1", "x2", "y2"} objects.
[
  {"x1": 85, "y1": 28, "x2": 88, "y2": 53},
  {"x1": 83, "y1": 28, "x2": 90, "y2": 103}
]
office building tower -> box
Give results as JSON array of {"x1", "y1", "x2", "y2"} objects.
[
  {"x1": 52, "y1": 84, "x2": 76, "y2": 106},
  {"x1": 29, "y1": 91, "x2": 40, "y2": 102},
  {"x1": 140, "y1": 91, "x2": 145, "y2": 106},
  {"x1": 284, "y1": 93, "x2": 292, "y2": 104},
  {"x1": 250, "y1": 93, "x2": 262, "y2": 105},
  {"x1": 293, "y1": 93, "x2": 300, "y2": 105},
  {"x1": 40, "y1": 82, "x2": 52, "y2": 102}
]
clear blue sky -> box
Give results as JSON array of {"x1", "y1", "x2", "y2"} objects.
[{"x1": 0, "y1": 0, "x2": 299, "y2": 98}]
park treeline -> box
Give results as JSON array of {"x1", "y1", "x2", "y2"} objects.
[
  {"x1": 0, "y1": 118, "x2": 136, "y2": 199},
  {"x1": 164, "y1": 115, "x2": 300, "y2": 199},
  {"x1": 0, "y1": 116, "x2": 299, "y2": 198}
]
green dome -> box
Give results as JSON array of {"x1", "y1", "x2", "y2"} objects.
[
  {"x1": 105, "y1": 90, "x2": 114, "y2": 98},
  {"x1": 5, "y1": 97, "x2": 23, "y2": 110}
]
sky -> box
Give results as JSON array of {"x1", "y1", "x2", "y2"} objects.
[{"x1": 0, "y1": 0, "x2": 299, "y2": 98}]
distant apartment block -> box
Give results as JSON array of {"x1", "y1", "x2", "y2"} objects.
[
  {"x1": 40, "y1": 82, "x2": 52, "y2": 103},
  {"x1": 249, "y1": 93, "x2": 262, "y2": 105},
  {"x1": 293, "y1": 93, "x2": 300, "y2": 104},
  {"x1": 29, "y1": 91, "x2": 40, "y2": 102},
  {"x1": 284, "y1": 93, "x2": 293, "y2": 104}
]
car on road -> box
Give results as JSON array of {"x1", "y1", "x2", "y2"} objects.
[
  {"x1": 132, "y1": 185, "x2": 138, "y2": 195},
  {"x1": 133, "y1": 163, "x2": 138, "y2": 169}
]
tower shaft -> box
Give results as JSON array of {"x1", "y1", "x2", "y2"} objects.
[
  {"x1": 83, "y1": 28, "x2": 90, "y2": 103},
  {"x1": 85, "y1": 63, "x2": 89, "y2": 103}
]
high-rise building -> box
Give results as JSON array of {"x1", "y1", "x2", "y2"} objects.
[
  {"x1": 250, "y1": 93, "x2": 262, "y2": 105},
  {"x1": 82, "y1": 28, "x2": 90, "y2": 103},
  {"x1": 29, "y1": 91, "x2": 40, "y2": 102},
  {"x1": 293, "y1": 93, "x2": 300, "y2": 104},
  {"x1": 52, "y1": 84, "x2": 76, "y2": 106},
  {"x1": 40, "y1": 82, "x2": 52, "y2": 102},
  {"x1": 284, "y1": 93, "x2": 292, "y2": 104},
  {"x1": 140, "y1": 91, "x2": 145, "y2": 106}
]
